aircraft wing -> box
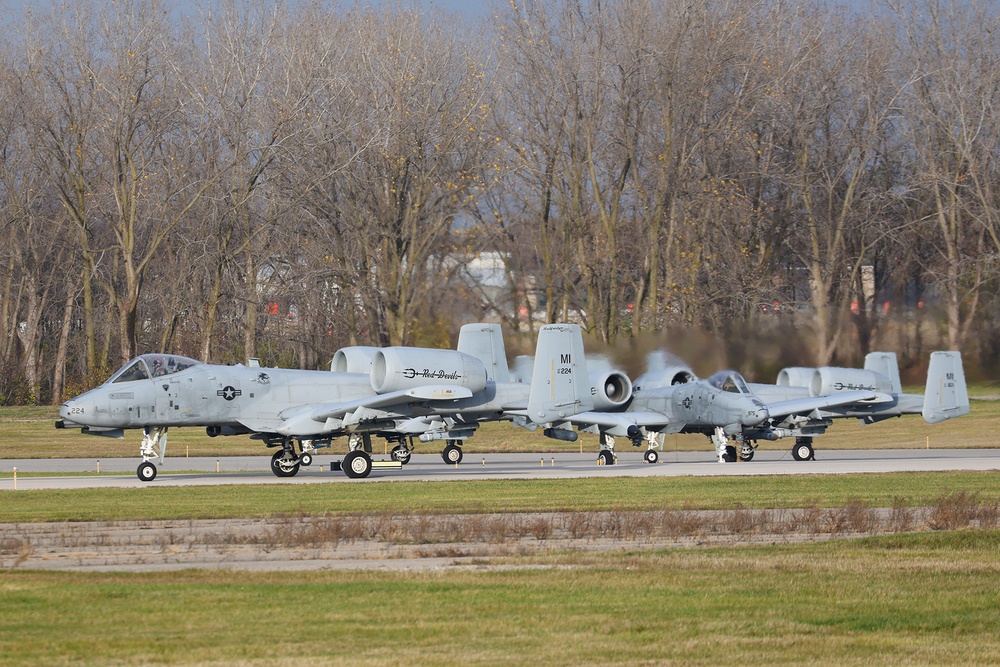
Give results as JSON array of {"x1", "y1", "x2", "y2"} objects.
[
  {"x1": 765, "y1": 390, "x2": 889, "y2": 420},
  {"x1": 314, "y1": 385, "x2": 473, "y2": 421},
  {"x1": 557, "y1": 410, "x2": 674, "y2": 438},
  {"x1": 275, "y1": 385, "x2": 474, "y2": 436}
]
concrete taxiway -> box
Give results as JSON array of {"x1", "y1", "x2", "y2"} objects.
[{"x1": 1, "y1": 449, "x2": 998, "y2": 490}]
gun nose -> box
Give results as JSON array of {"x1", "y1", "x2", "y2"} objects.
[{"x1": 743, "y1": 400, "x2": 769, "y2": 426}]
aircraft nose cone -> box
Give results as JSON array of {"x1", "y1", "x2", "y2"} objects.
[{"x1": 59, "y1": 401, "x2": 74, "y2": 421}]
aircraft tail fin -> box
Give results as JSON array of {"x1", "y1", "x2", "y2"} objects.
[
  {"x1": 527, "y1": 324, "x2": 593, "y2": 423},
  {"x1": 922, "y1": 351, "x2": 970, "y2": 423},
  {"x1": 457, "y1": 323, "x2": 510, "y2": 383},
  {"x1": 864, "y1": 352, "x2": 902, "y2": 394}
]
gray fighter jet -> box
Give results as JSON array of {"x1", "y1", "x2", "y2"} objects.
[
  {"x1": 541, "y1": 350, "x2": 970, "y2": 464},
  {"x1": 271, "y1": 323, "x2": 602, "y2": 470},
  {"x1": 55, "y1": 323, "x2": 594, "y2": 481},
  {"x1": 741, "y1": 351, "x2": 971, "y2": 462}
]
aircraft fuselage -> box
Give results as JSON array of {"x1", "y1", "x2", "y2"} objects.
[
  {"x1": 631, "y1": 381, "x2": 769, "y2": 434},
  {"x1": 60, "y1": 361, "x2": 375, "y2": 434}
]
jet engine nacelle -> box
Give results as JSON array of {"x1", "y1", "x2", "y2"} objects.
[
  {"x1": 635, "y1": 366, "x2": 697, "y2": 390},
  {"x1": 589, "y1": 370, "x2": 633, "y2": 410},
  {"x1": 809, "y1": 368, "x2": 893, "y2": 397},
  {"x1": 370, "y1": 347, "x2": 488, "y2": 394},
  {"x1": 331, "y1": 346, "x2": 380, "y2": 373},
  {"x1": 776, "y1": 367, "x2": 815, "y2": 388}
]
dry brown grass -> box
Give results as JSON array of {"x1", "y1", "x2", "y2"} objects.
[{"x1": 7, "y1": 492, "x2": 997, "y2": 572}]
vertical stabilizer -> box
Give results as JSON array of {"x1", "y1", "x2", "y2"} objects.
[
  {"x1": 527, "y1": 324, "x2": 593, "y2": 423},
  {"x1": 864, "y1": 352, "x2": 902, "y2": 394},
  {"x1": 457, "y1": 323, "x2": 510, "y2": 383},
  {"x1": 922, "y1": 351, "x2": 971, "y2": 423}
]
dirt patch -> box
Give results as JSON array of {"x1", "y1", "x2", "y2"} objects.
[{"x1": 4, "y1": 500, "x2": 996, "y2": 573}]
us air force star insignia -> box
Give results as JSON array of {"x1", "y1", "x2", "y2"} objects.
[{"x1": 217, "y1": 386, "x2": 242, "y2": 401}]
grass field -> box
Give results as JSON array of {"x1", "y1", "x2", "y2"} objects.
[
  {"x1": 1, "y1": 471, "x2": 998, "y2": 523},
  {"x1": 3, "y1": 395, "x2": 998, "y2": 461},
  {"x1": 1, "y1": 531, "x2": 998, "y2": 665},
  {"x1": 3, "y1": 399, "x2": 998, "y2": 665}
]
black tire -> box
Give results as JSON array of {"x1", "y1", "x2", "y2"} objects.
[
  {"x1": 598, "y1": 450, "x2": 615, "y2": 466},
  {"x1": 722, "y1": 445, "x2": 737, "y2": 462},
  {"x1": 643, "y1": 450, "x2": 659, "y2": 464},
  {"x1": 442, "y1": 443, "x2": 463, "y2": 465},
  {"x1": 271, "y1": 450, "x2": 300, "y2": 478},
  {"x1": 137, "y1": 461, "x2": 157, "y2": 482},
  {"x1": 391, "y1": 445, "x2": 412, "y2": 465},
  {"x1": 299, "y1": 453, "x2": 313, "y2": 467},
  {"x1": 739, "y1": 450, "x2": 755, "y2": 462},
  {"x1": 792, "y1": 440, "x2": 814, "y2": 461},
  {"x1": 343, "y1": 450, "x2": 373, "y2": 479}
]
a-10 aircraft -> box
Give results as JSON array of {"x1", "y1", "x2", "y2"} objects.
[
  {"x1": 543, "y1": 349, "x2": 970, "y2": 464},
  {"x1": 56, "y1": 323, "x2": 597, "y2": 481}
]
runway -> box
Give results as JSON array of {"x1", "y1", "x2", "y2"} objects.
[{"x1": 2, "y1": 448, "x2": 998, "y2": 490}]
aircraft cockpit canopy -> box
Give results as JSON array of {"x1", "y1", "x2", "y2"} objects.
[
  {"x1": 109, "y1": 354, "x2": 201, "y2": 384},
  {"x1": 707, "y1": 370, "x2": 751, "y2": 394}
]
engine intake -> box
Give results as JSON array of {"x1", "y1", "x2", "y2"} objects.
[
  {"x1": 776, "y1": 367, "x2": 816, "y2": 387},
  {"x1": 589, "y1": 370, "x2": 633, "y2": 410},
  {"x1": 635, "y1": 365, "x2": 697, "y2": 390},
  {"x1": 370, "y1": 347, "x2": 488, "y2": 394},
  {"x1": 331, "y1": 346, "x2": 380, "y2": 373}
]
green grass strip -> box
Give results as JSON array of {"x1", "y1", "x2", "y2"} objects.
[
  {"x1": 1, "y1": 531, "x2": 998, "y2": 666},
  {"x1": 2, "y1": 471, "x2": 999, "y2": 522}
]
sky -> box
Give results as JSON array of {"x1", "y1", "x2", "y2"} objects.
[
  {"x1": 0, "y1": 0, "x2": 495, "y2": 28},
  {"x1": 405, "y1": 0, "x2": 492, "y2": 16}
]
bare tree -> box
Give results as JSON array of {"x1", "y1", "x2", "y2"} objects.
[
  {"x1": 300, "y1": 8, "x2": 494, "y2": 346},
  {"x1": 20, "y1": 2, "x2": 110, "y2": 381},
  {"x1": 749, "y1": 4, "x2": 901, "y2": 364},
  {"x1": 892, "y1": 0, "x2": 1000, "y2": 353}
]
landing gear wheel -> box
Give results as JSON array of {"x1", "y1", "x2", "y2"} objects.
[
  {"x1": 391, "y1": 445, "x2": 412, "y2": 465},
  {"x1": 722, "y1": 445, "x2": 737, "y2": 463},
  {"x1": 343, "y1": 450, "x2": 373, "y2": 479},
  {"x1": 441, "y1": 443, "x2": 463, "y2": 465},
  {"x1": 643, "y1": 450, "x2": 659, "y2": 464},
  {"x1": 739, "y1": 443, "x2": 755, "y2": 462},
  {"x1": 792, "y1": 439, "x2": 815, "y2": 461},
  {"x1": 299, "y1": 453, "x2": 313, "y2": 467},
  {"x1": 137, "y1": 461, "x2": 157, "y2": 482},
  {"x1": 270, "y1": 450, "x2": 301, "y2": 478},
  {"x1": 598, "y1": 450, "x2": 616, "y2": 466}
]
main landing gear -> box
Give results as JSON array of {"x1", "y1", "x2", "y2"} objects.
[
  {"x1": 271, "y1": 448, "x2": 300, "y2": 477},
  {"x1": 598, "y1": 433, "x2": 617, "y2": 465},
  {"x1": 792, "y1": 437, "x2": 815, "y2": 461},
  {"x1": 264, "y1": 435, "x2": 310, "y2": 478},
  {"x1": 441, "y1": 440, "x2": 464, "y2": 465},
  {"x1": 336, "y1": 433, "x2": 414, "y2": 479},
  {"x1": 388, "y1": 435, "x2": 413, "y2": 465},
  {"x1": 597, "y1": 430, "x2": 662, "y2": 465}
]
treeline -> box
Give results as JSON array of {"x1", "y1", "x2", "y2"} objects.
[{"x1": 1, "y1": 0, "x2": 999, "y2": 404}]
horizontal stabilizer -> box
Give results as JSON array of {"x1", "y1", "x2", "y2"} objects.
[
  {"x1": 457, "y1": 323, "x2": 510, "y2": 383},
  {"x1": 922, "y1": 351, "x2": 970, "y2": 423},
  {"x1": 864, "y1": 352, "x2": 902, "y2": 394}
]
